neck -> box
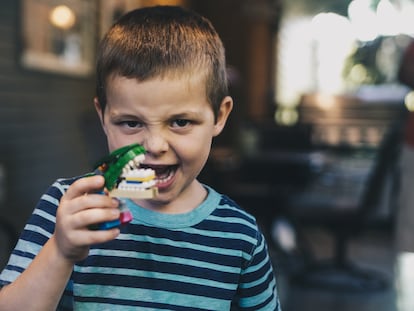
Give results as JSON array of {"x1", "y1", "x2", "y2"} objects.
[{"x1": 133, "y1": 180, "x2": 207, "y2": 214}]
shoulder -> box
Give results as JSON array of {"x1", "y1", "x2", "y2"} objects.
[
  {"x1": 204, "y1": 187, "x2": 271, "y2": 268},
  {"x1": 207, "y1": 185, "x2": 258, "y2": 226},
  {"x1": 204, "y1": 185, "x2": 261, "y2": 244}
]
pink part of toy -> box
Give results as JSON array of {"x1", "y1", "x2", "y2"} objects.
[{"x1": 120, "y1": 210, "x2": 133, "y2": 224}]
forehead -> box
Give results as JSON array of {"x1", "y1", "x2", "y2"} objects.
[
  {"x1": 110, "y1": 66, "x2": 208, "y2": 88},
  {"x1": 107, "y1": 68, "x2": 209, "y2": 99},
  {"x1": 105, "y1": 71, "x2": 213, "y2": 115}
]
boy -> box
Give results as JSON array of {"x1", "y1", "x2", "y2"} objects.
[{"x1": 0, "y1": 6, "x2": 281, "y2": 310}]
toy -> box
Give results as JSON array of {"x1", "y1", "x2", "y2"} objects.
[{"x1": 90, "y1": 143, "x2": 158, "y2": 230}]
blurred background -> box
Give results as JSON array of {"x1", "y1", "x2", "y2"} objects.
[{"x1": 2, "y1": 0, "x2": 414, "y2": 310}]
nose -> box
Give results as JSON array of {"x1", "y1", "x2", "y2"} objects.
[{"x1": 141, "y1": 130, "x2": 169, "y2": 157}]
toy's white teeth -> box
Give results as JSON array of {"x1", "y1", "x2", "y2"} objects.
[
  {"x1": 122, "y1": 154, "x2": 146, "y2": 175},
  {"x1": 134, "y1": 154, "x2": 144, "y2": 165},
  {"x1": 119, "y1": 153, "x2": 156, "y2": 190},
  {"x1": 123, "y1": 168, "x2": 154, "y2": 178}
]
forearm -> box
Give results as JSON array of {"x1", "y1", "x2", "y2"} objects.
[{"x1": 0, "y1": 235, "x2": 74, "y2": 311}]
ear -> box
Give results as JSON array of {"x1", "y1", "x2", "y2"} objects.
[
  {"x1": 94, "y1": 97, "x2": 107, "y2": 135},
  {"x1": 213, "y1": 96, "x2": 233, "y2": 137}
]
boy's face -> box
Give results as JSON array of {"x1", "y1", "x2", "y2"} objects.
[{"x1": 95, "y1": 73, "x2": 232, "y2": 211}]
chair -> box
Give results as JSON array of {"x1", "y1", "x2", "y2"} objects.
[
  {"x1": 201, "y1": 123, "x2": 314, "y2": 243},
  {"x1": 284, "y1": 119, "x2": 404, "y2": 291}
]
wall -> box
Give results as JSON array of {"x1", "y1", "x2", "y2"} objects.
[
  {"x1": 0, "y1": 0, "x2": 278, "y2": 238},
  {"x1": 0, "y1": 1, "x2": 105, "y2": 235},
  {"x1": 192, "y1": 0, "x2": 279, "y2": 127}
]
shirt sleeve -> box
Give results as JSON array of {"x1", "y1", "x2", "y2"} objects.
[
  {"x1": 0, "y1": 179, "x2": 74, "y2": 310},
  {"x1": 232, "y1": 231, "x2": 282, "y2": 311}
]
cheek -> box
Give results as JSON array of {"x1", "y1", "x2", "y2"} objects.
[{"x1": 179, "y1": 136, "x2": 212, "y2": 166}]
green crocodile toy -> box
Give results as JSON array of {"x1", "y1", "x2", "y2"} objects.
[
  {"x1": 93, "y1": 143, "x2": 158, "y2": 199},
  {"x1": 91, "y1": 143, "x2": 158, "y2": 230}
]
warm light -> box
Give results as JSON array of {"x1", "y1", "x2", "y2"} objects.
[
  {"x1": 49, "y1": 5, "x2": 76, "y2": 30},
  {"x1": 314, "y1": 93, "x2": 338, "y2": 111},
  {"x1": 348, "y1": 64, "x2": 370, "y2": 84},
  {"x1": 348, "y1": 0, "x2": 379, "y2": 41},
  {"x1": 395, "y1": 252, "x2": 414, "y2": 311},
  {"x1": 311, "y1": 13, "x2": 351, "y2": 42},
  {"x1": 348, "y1": 0, "x2": 414, "y2": 40},
  {"x1": 399, "y1": 2, "x2": 414, "y2": 36},
  {"x1": 311, "y1": 13, "x2": 354, "y2": 93},
  {"x1": 276, "y1": 0, "x2": 414, "y2": 112},
  {"x1": 405, "y1": 91, "x2": 414, "y2": 111},
  {"x1": 275, "y1": 107, "x2": 298, "y2": 126},
  {"x1": 376, "y1": 0, "x2": 400, "y2": 36},
  {"x1": 276, "y1": 17, "x2": 314, "y2": 107}
]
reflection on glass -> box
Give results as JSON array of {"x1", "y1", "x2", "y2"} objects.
[{"x1": 21, "y1": 0, "x2": 96, "y2": 77}]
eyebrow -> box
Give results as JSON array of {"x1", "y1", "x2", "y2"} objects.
[
  {"x1": 169, "y1": 111, "x2": 200, "y2": 119},
  {"x1": 109, "y1": 112, "x2": 139, "y2": 121},
  {"x1": 109, "y1": 110, "x2": 204, "y2": 122},
  {"x1": 170, "y1": 109, "x2": 211, "y2": 122}
]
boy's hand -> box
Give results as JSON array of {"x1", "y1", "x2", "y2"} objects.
[{"x1": 54, "y1": 175, "x2": 121, "y2": 263}]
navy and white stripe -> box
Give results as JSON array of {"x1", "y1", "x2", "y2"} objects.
[{"x1": 0, "y1": 177, "x2": 281, "y2": 310}]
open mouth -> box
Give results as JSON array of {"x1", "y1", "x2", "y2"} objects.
[
  {"x1": 141, "y1": 164, "x2": 178, "y2": 187},
  {"x1": 109, "y1": 155, "x2": 158, "y2": 199}
]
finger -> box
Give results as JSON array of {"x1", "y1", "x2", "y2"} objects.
[
  {"x1": 60, "y1": 191, "x2": 119, "y2": 216},
  {"x1": 71, "y1": 205, "x2": 121, "y2": 230},
  {"x1": 64, "y1": 175, "x2": 105, "y2": 200},
  {"x1": 55, "y1": 227, "x2": 121, "y2": 260},
  {"x1": 73, "y1": 227, "x2": 121, "y2": 246}
]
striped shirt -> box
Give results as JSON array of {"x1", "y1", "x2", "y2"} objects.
[{"x1": 0, "y1": 177, "x2": 281, "y2": 310}]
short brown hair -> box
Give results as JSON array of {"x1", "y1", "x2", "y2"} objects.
[{"x1": 96, "y1": 5, "x2": 228, "y2": 119}]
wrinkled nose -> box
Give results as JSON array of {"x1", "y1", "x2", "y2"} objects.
[{"x1": 141, "y1": 131, "x2": 169, "y2": 157}]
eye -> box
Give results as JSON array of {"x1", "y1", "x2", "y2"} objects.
[
  {"x1": 118, "y1": 120, "x2": 143, "y2": 129},
  {"x1": 171, "y1": 119, "x2": 191, "y2": 128}
]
